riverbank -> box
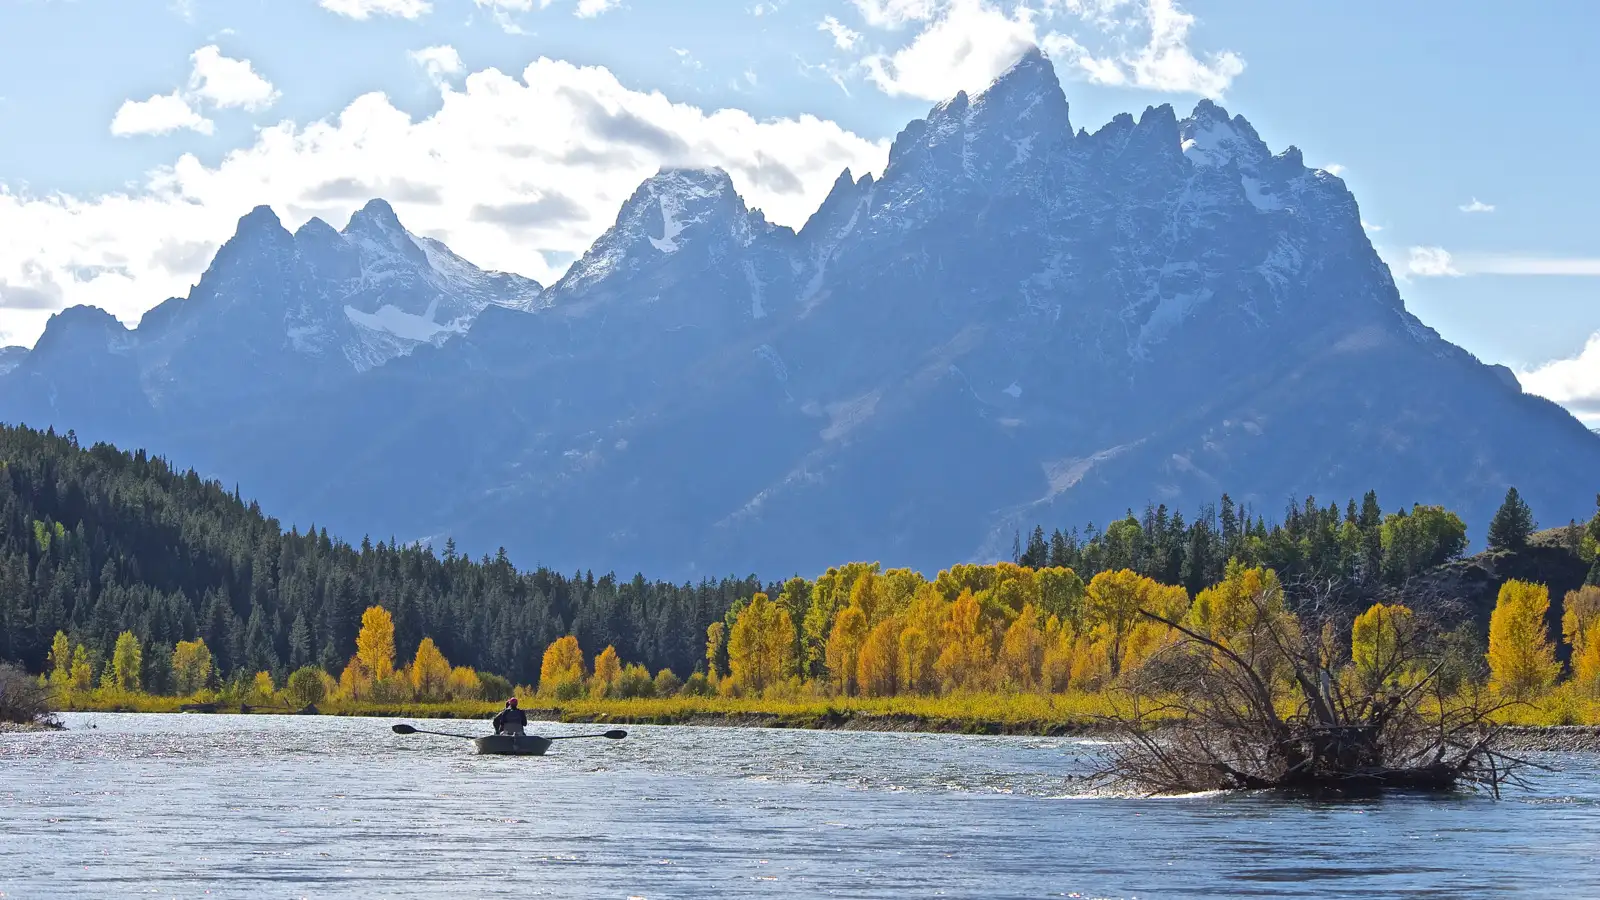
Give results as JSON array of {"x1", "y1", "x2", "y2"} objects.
[{"x1": 43, "y1": 692, "x2": 1600, "y2": 748}]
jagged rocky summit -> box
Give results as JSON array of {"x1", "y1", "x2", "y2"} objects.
[{"x1": 3, "y1": 48, "x2": 1595, "y2": 579}]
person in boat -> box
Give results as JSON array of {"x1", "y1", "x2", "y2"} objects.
[{"x1": 493, "y1": 697, "x2": 528, "y2": 737}]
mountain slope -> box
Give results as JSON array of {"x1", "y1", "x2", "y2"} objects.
[{"x1": 2, "y1": 48, "x2": 1596, "y2": 578}]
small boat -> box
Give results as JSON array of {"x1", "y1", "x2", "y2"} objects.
[{"x1": 473, "y1": 734, "x2": 553, "y2": 756}]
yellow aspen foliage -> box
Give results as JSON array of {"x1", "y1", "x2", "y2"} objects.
[
  {"x1": 171, "y1": 639, "x2": 213, "y2": 694},
  {"x1": 849, "y1": 572, "x2": 883, "y2": 626},
  {"x1": 935, "y1": 589, "x2": 992, "y2": 691},
  {"x1": 1561, "y1": 586, "x2": 1600, "y2": 657},
  {"x1": 69, "y1": 644, "x2": 93, "y2": 691},
  {"x1": 355, "y1": 606, "x2": 396, "y2": 681},
  {"x1": 1121, "y1": 619, "x2": 1179, "y2": 674},
  {"x1": 1068, "y1": 635, "x2": 1111, "y2": 691},
  {"x1": 539, "y1": 635, "x2": 585, "y2": 696},
  {"x1": 878, "y1": 568, "x2": 927, "y2": 621},
  {"x1": 803, "y1": 563, "x2": 879, "y2": 676},
  {"x1": 999, "y1": 604, "x2": 1045, "y2": 689},
  {"x1": 339, "y1": 655, "x2": 372, "y2": 700},
  {"x1": 728, "y1": 593, "x2": 796, "y2": 695},
  {"x1": 410, "y1": 637, "x2": 452, "y2": 699},
  {"x1": 447, "y1": 666, "x2": 482, "y2": 699},
  {"x1": 1041, "y1": 617, "x2": 1074, "y2": 692},
  {"x1": 49, "y1": 631, "x2": 70, "y2": 685},
  {"x1": 1488, "y1": 579, "x2": 1561, "y2": 699},
  {"x1": 1037, "y1": 568, "x2": 1087, "y2": 628},
  {"x1": 825, "y1": 604, "x2": 869, "y2": 695},
  {"x1": 590, "y1": 645, "x2": 622, "y2": 698},
  {"x1": 898, "y1": 625, "x2": 935, "y2": 694},
  {"x1": 111, "y1": 630, "x2": 143, "y2": 691},
  {"x1": 1573, "y1": 622, "x2": 1600, "y2": 696},
  {"x1": 857, "y1": 618, "x2": 902, "y2": 697},
  {"x1": 705, "y1": 621, "x2": 726, "y2": 681},
  {"x1": 251, "y1": 671, "x2": 275, "y2": 701},
  {"x1": 1084, "y1": 570, "x2": 1180, "y2": 675},
  {"x1": 1351, "y1": 603, "x2": 1415, "y2": 688},
  {"x1": 1185, "y1": 562, "x2": 1284, "y2": 639}
]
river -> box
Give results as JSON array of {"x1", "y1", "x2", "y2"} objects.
[{"x1": 2, "y1": 713, "x2": 1598, "y2": 898}]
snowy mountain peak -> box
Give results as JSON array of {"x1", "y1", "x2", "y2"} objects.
[
  {"x1": 344, "y1": 198, "x2": 405, "y2": 236},
  {"x1": 1180, "y1": 100, "x2": 1270, "y2": 170}
]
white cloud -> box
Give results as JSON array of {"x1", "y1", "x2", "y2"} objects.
[
  {"x1": 319, "y1": 0, "x2": 432, "y2": 20},
  {"x1": 1459, "y1": 197, "x2": 1495, "y2": 213},
  {"x1": 858, "y1": 0, "x2": 1242, "y2": 101},
  {"x1": 820, "y1": 15, "x2": 862, "y2": 50},
  {"x1": 110, "y1": 92, "x2": 214, "y2": 137},
  {"x1": 1361, "y1": 220, "x2": 1383, "y2": 232},
  {"x1": 110, "y1": 47, "x2": 277, "y2": 137},
  {"x1": 410, "y1": 45, "x2": 464, "y2": 84},
  {"x1": 1406, "y1": 246, "x2": 1461, "y2": 277},
  {"x1": 1043, "y1": 0, "x2": 1243, "y2": 96},
  {"x1": 851, "y1": 0, "x2": 940, "y2": 29},
  {"x1": 188, "y1": 46, "x2": 279, "y2": 111},
  {"x1": 1403, "y1": 246, "x2": 1600, "y2": 278},
  {"x1": 671, "y1": 47, "x2": 704, "y2": 70},
  {"x1": 1321, "y1": 163, "x2": 1345, "y2": 176},
  {"x1": 1519, "y1": 333, "x2": 1600, "y2": 425},
  {"x1": 473, "y1": 0, "x2": 537, "y2": 33},
  {"x1": 575, "y1": 0, "x2": 620, "y2": 16},
  {"x1": 864, "y1": 0, "x2": 1038, "y2": 100},
  {"x1": 1, "y1": 58, "x2": 887, "y2": 347}
]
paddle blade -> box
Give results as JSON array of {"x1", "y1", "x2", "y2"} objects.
[
  {"x1": 603, "y1": 729, "x2": 627, "y2": 739},
  {"x1": 392, "y1": 723, "x2": 418, "y2": 735}
]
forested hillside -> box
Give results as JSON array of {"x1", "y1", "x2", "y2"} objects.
[
  {"x1": 0, "y1": 425, "x2": 761, "y2": 687},
  {"x1": 0, "y1": 424, "x2": 1594, "y2": 691}
]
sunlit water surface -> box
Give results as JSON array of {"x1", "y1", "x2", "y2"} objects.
[{"x1": 3, "y1": 713, "x2": 1598, "y2": 898}]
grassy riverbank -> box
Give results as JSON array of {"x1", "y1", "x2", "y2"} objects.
[{"x1": 50, "y1": 688, "x2": 1600, "y2": 736}]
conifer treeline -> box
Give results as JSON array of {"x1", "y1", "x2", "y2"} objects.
[{"x1": 0, "y1": 424, "x2": 1590, "y2": 688}]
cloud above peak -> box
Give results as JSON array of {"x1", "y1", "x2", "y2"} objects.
[
  {"x1": 319, "y1": 0, "x2": 432, "y2": 20},
  {"x1": 852, "y1": 0, "x2": 1244, "y2": 102},
  {"x1": 110, "y1": 46, "x2": 278, "y2": 137}
]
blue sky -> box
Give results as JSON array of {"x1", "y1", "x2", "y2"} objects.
[{"x1": 2, "y1": 0, "x2": 1598, "y2": 419}]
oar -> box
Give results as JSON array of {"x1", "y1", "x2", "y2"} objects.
[
  {"x1": 392, "y1": 723, "x2": 479, "y2": 740},
  {"x1": 545, "y1": 729, "x2": 628, "y2": 741}
]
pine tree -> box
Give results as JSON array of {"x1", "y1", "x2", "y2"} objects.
[{"x1": 1487, "y1": 487, "x2": 1535, "y2": 551}]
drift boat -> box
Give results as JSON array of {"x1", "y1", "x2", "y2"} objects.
[
  {"x1": 391, "y1": 722, "x2": 627, "y2": 755},
  {"x1": 472, "y1": 734, "x2": 553, "y2": 756}
]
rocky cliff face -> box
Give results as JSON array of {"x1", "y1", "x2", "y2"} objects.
[{"x1": 3, "y1": 48, "x2": 1595, "y2": 578}]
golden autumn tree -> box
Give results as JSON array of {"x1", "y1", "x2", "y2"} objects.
[
  {"x1": 898, "y1": 625, "x2": 934, "y2": 695},
  {"x1": 355, "y1": 606, "x2": 396, "y2": 681},
  {"x1": 339, "y1": 656, "x2": 373, "y2": 700},
  {"x1": 857, "y1": 618, "x2": 902, "y2": 697},
  {"x1": 69, "y1": 644, "x2": 93, "y2": 691},
  {"x1": 825, "y1": 604, "x2": 869, "y2": 695},
  {"x1": 171, "y1": 639, "x2": 213, "y2": 694},
  {"x1": 705, "y1": 621, "x2": 726, "y2": 682},
  {"x1": 49, "y1": 631, "x2": 71, "y2": 687},
  {"x1": 998, "y1": 604, "x2": 1045, "y2": 690},
  {"x1": 447, "y1": 666, "x2": 483, "y2": 699},
  {"x1": 1084, "y1": 569, "x2": 1182, "y2": 676},
  {"x1": 1350, "y1": 603, "x2": 1416, "y2": 690},
  {"x1": 1562, "y1": 586, "x2": 1600, "y2": 695},
  {"x1": 1488, "y1": 579, "x2": 1560, "y2": 699},
  {"x1": 111, "y1": 630, "x2": 143, "y2": 691},
  {"x1": 251, "y1": 671, "x2": 276, "y2": 701},
  {"x1": 410, "y1": 637, "x2": 452, "y2": 700},
  {"x1": 590, "y1": 645, "x2": 622, "y2": 698},
  {"x1": 935, "y1": 589, "x2": 992, "y2": 691},
  {"x1": 539, "y1": 635, "x2": 585, "y2": 696},
  {"x1": 727, "y1": 593, "x2": 795, "y2": 695}
]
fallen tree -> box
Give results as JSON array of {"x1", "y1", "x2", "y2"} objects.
[{"x1": 1093, "y1": 569, "x2": 1536, "y2": 796}]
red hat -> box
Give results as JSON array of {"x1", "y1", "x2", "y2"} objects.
[{"x1": 507, "y1": 697, "x2": 519, "y2": 707}]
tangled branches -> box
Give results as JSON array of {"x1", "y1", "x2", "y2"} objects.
[{"x1": 1094, "y1": 572, "x2": 1536, "y2": 796}]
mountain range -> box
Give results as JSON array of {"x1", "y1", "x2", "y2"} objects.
[{"x1": 4, "y1": 48, "x2": 1596, "y2": 579}]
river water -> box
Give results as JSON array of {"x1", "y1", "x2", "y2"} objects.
[{"x1": 2, "y1": 713, "x2": 1598, "y2": 898}]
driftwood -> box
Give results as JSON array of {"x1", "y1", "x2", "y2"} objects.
[{"x1": 1093, "y1": 582, "x2": 1537, "y2": 797}]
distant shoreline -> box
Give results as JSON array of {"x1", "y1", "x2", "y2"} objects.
[{"x1": 30, "y1": 702, "x2": 1600, "y2": 751}]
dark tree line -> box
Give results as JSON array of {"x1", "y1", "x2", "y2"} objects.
[
  {"x1": 0, "y1": 422, "x2": 1586, "y2": 690},
  {"x1": 0, "y1": 425, "x2": 765, "y2": 686}
]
